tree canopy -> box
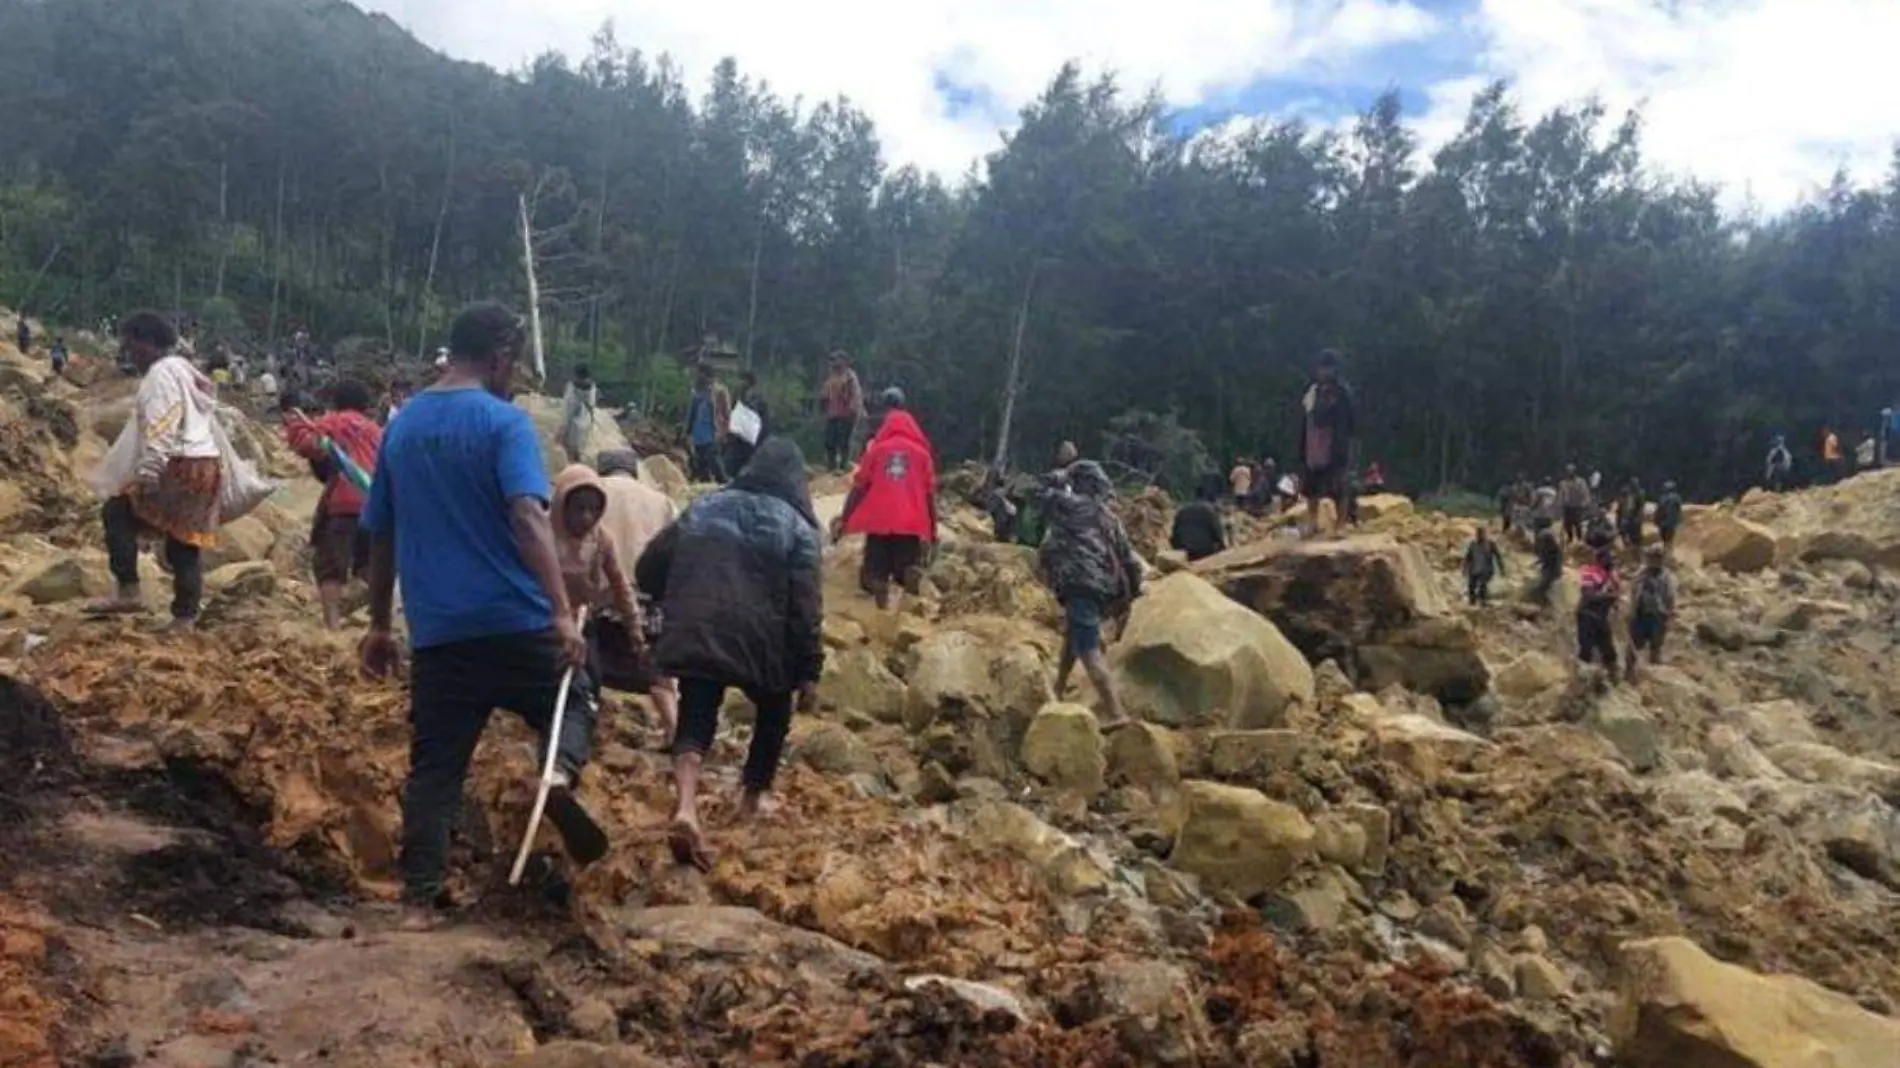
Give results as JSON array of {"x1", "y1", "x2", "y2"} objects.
[{"x1": 2, "y1": 0, "x2": 1897, "y2": 496}]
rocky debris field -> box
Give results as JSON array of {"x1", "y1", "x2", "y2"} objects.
[{"x1": 3, "y1": 311, "x2": 1899, "y2": 1068}]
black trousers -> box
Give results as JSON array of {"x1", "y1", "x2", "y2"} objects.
[
  {"x1": 400, "y1": 630, "x2": 596, "y2": 904},
  {"x1": 1466, "y1": 572, "x2": 1492, "y2": 605},
  {"x1": 102, "y1": 495, "x2": 203, "y2": 621},
  {"x1": 823, "y1": 416, "x2": 856, "y2": 470},
  {"x1": 689, "y1": 442, "x2": 726, "y2": 484},
  {"x1": 1577, "y1": 612, "x2": 1619, "y2": 671},
  {"x1": 1561, "y1": 506, "x2": 1584, "y2": 543},
  {"x1": 673, "y1": 677, "x2": 793, "y2": 794}
]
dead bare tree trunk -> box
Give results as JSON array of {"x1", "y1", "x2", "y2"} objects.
[
  {"x1": 212, "y1": 159, "x2": 230, "y2": 299},
  {"x1": 518, "y1": 191, "x2": 547, "y2": 382},
  {"x1": 16, "y1": 242, "x2": 64, "y2": 312},
  {"x1": 416, "y1": 112, "x2": 457, "y2": 363},
  {"x1": 265, "y1": 161, "x2": 287, "y2": 345},
  {"x1": 743, "y1": 215, "x2": 765, "y2": 364},
  {"x1": 991, "y1": 263, "x2": 1041, "y2": 470}
]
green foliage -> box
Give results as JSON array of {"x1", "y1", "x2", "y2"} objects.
[
  {"x1": 0, "y1": 0, "x2": 1897, "y2": 499},
  {"x1": 1099, "y1": 409, "x2": 1214, "y2": 496}
]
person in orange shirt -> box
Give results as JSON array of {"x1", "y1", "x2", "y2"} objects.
[{"x1": 1821, "y1": 427, "x2": 1844, "y2": 484}]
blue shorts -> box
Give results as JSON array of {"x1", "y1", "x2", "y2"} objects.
[{"x1": 1065, "y1": 596, "x2": 1104, "y2": 655}]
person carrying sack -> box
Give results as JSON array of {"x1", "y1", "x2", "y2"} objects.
[{"x1": 87, "y1": 310, "x2": 224, "y2": 629}]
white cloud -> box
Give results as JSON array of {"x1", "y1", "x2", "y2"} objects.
[
  {"x1": 1423, "y1": 0, "x2": 1900, "y2": 210},
  {"x1": 360, "y1": 0, "x2": 1900, "y2": 212},
  {"x1": 358, "y1": 0, "x2": 1438, "y2": 176}
]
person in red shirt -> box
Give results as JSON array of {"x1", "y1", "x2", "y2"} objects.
[
  {"x1": 285, "y1": 378, "x2": 384, "y2": 629},
  {"x1": 835, "y1": 388, "x2": 937, "y2": 610}
]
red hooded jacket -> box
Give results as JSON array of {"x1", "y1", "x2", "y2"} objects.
[
  {"x1": 284, "y1": 409, "x2": 382, "y2": 517},
  {"x1": 844, "y1": 410, "x2": 937, "y2": 539}
]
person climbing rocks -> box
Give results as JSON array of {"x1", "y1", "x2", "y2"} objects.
[
  {"x1": 1170, "y1": 474, "x2": 1228, "y2": 562},
  {"x1": 1040, "y1": 461, "x2": 1142, "y2": 726},
  {"x1": 1764, "y1": 434, "x2": 1793, "y2": 492},
  {"x1": 1655, "y1": 480, "x2": 1684, "y2": 550},
  {"x1": 284, "y1": 377, "x2": 383, "y2": 630},
  {"x1": 550, "y1": 463, "x2": 647, "y2": 735},
  {"x1": 1576, "y1": 547, "x2": 1622, "y2": 674},
  {"x1": 1617, "y1": 478, "x2": 1646, "y2": 550},
  {"x1": 635, "y1": 437, "x2": 824, "y2": 873},
  {"x1": 1584, "y1": 502, "x2": 1617, "y2": 552},
  {"x1": 87, "y1": 310, "x2": 223, "y2": 629},
  {"x1": 384, "y1": 377, "x2": 413, "y2": 424},
  {"x1": 1296, "y1": 349, "x2": 1356, "y2": 537},
  {"x1": 560, "y1": 364, "x2": 598, "y2": 464},
  {"x1": 1626, "y1": 546, "x2": 1677, "y2": 682},
  {"x1": 592, "y1": 450, "x2": 681, "y2": 745},
  {"x1": 1251, "y1": 457, "x2": 1279, "y2": 514},
  {"x1": 836, "y1": 388, "x2": 938, "y2": 612},
  {"x1": 1462, "y1": 525, "x2": 1505, "y2": 607},
  {"x1": 356, "y1": 302, "x2": 601, "y2": 927},
  {"x1": 48, "y1": 337, "x2": 68, "y2": 379},
  {"x1": 819, "y1": 351, "x2": 865, "y2": 472},
  {"x1": 1821, "y1": 426, "x2": 1845, "y2": 485},
  {"x1": 1228, "y1": 457, "x2": 1254, "y2": 506},
  {"x1": 724, "y1": 369, "x2": 770, "y2": 475},
  {"x1": 1531, "y1": 515, "x2": 1563, "y2": 605},
  {"x1": 15, "y1": 316, "x2": 30, "y2": 354},
  {"x1": 684, "y1": 362, "x2": 731, "y2": 484},
  {"x1": 1533, "y1": 480, "x2": 1560, "y2": 529},
  {"x1": 1558, "y1": 465, "x2": 1591, "y2": 545}
]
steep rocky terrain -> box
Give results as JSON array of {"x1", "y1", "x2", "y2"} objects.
[{"x1": 2, "y1": 311, "x2": 1897, "y2": 1068}]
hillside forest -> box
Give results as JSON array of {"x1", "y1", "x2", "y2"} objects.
[{"x1": 2, "y1": 0, "x2": 1898, "y2": 497}]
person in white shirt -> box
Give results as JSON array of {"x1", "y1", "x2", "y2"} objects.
[{"x1": 88, "y1": 310, "x2": 224, "y2": 627}]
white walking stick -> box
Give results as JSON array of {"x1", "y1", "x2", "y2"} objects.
[{"x1": 508, "y1": 607, "x2": 588, "y2": 886}]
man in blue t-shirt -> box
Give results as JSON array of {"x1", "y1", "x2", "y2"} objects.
[{"x1": 358, "y1": 301, "x2": 605, "y2": 924}]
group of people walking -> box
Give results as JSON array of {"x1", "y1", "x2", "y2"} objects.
[{"x1": 1472, "y1": 460, "x2": 1685, "y2": 683}]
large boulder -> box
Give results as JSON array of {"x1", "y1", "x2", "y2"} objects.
[
  {"x1": 1763, "y1": 743, "x2": 1900, "y2": 804},
  {"x1": 1494, "y1": 651, "x2": 1568, "y2": 702},
  {"x1": 5, "y1": 557, "x2": 96, "y2": 604},
  {"x1": 1197, "y1": 535, "x2": 1488, "y2": 702},
  {"x1": 903, "y1": 629, "x2": 998, "y2": 730},
  {"x1": 1112, "y1": 572, "x2": 1313, "y2": 728},
  {"x1": 640, "y1": 455, "x2": 689, "y2": 500},
  {"x1": 203, "y1": 514, "x2": 278, "y2": 569},
  {"x1": 1165, "y1": 780, "x2": 1315, "y2": 899},
  {"x1": 823, "y1": 647, "x2": 906, "y2": 723},
  {"x1": 1105, "y1": 722, "x2": 1182, "y2": 790},
  {"x1": 1743, "y1": 780, "x2": 1900, "y2": 887},
  {"x1": 1020, "y1": 703, "x2": 1107, "y2": 797},
  {"x1": 1354, "y1": 493, "x2": 1413, "y2": 521},
  {"x1": 1583, "y1": 691, "x2": 1662, "y2": 772},
  {"x1": 1612, "y1": 936, "x2": 1900, "y2": 1068},
  {"x1": 1724, "y1": 700, "x2": 1819, "y2": 749},
  {"x1": 1677, "y1": 511, "x2": 1777, "y2": 573},
  {"x1": 515, "y1": 392, "x2": 633, "y2": 478},
  {"x1": 1364, "y1": 704, "x2": 1494, "y2": 784},
  {"x1": 953, "y1": 798, "x2": 1111, "y2": 895}
]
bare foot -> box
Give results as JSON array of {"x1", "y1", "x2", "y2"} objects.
[
  {"x1": 737, "y1": 791, "x2": 781, "y2": 822},
  {"x1": 667, "y1": 816, "x2": 715, "y2": 873}
]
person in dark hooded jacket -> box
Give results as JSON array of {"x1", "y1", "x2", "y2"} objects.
[
  {"x1": 635, "y1": 437, "x2": 823, "y2": 872},
  {"x1": 1039, "y1": 461, "x2": 1142, "y2": 725},
  {"x1": 1169, "y1": 474, "x2": 1228, "y2": 561}
]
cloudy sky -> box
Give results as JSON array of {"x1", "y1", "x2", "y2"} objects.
[{"x1": 358, "y1": 0, "x2": 1900, "y2": 213}]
